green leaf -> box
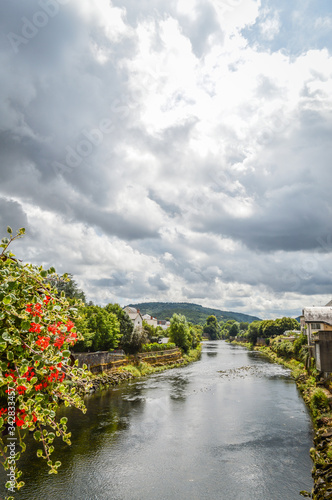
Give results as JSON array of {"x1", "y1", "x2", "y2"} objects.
[
  {"x1": 40, "y1": 270, "x2": 48, "y2": 278},
  {"x1": 18, "y1": 227, "x2": 25, "y2": 235},
  {"x1": 7, "y1": 351, "x2": 14, "y2": 361},
  {"x1": 34, "y1": 431, "x2": 41, "y2": 441},
  {"x1": 7, "y1": 226, "x2": 12, "y2": 234},
  {"x1": 2, "y1": 332, "x2": 11, "y2": 342},
  {"x1": 62, "y1": 350, "x2": 71, "y2": 357},
  {"x1": 0, "y1": 341, "x2": 7, "y2": 351},
  {"x1": 60, "y1": 417, "x2": 68, "y2": 425},
  {"x1": 22, "y1": 320, "x2": 31, "y2": 330},
  {"x1": 3, "y1": 296, "x2": 12, "y2": 305},
  {"x1": 37, "y1": 449, "x2": 43, "y2": 457}
]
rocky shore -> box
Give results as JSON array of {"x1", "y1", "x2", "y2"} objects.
[{"x1": 80, "y1": 369, "x2": 135, "y2": 394}]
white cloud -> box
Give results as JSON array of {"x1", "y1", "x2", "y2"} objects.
[{"x1": 1, "y1": 0, "x2": 332, "y2": 319}]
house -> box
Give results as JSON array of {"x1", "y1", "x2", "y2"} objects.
[
  {"x1": 301, "y1": 301, "x2": 332, "y2": 373},
  {"x1": 123, "y1": 306, "x2": 143, "y2": 330},
  {"x1": 142, "y1": 314, "x2": 158, "y2": 328},
  {"x1": 301, "y1": 306, "x2": 332, "y2": 344},
  {"x1": 157, "y1": 319, "x2": 170, "y2": 331}
]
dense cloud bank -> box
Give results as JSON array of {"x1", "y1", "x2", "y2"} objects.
[{"x1": 1, "y1": 0, "x2": 332, "y2": 318}]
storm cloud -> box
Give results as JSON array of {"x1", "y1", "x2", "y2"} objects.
[{"x1": 1, "y1": 0, "x2": 332, "y2": 318}]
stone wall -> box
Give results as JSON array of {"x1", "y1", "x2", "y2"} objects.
[
  {"x1": 71, "y1": 351, "x2": 127, "y2": 374},
  {"x1": 72, "y1": 348, "x2": 183, "y2": 373}
]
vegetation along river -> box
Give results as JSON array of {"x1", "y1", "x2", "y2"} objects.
[{"x1": 2, "y1": 341, "x2": 314, "y2": 499}]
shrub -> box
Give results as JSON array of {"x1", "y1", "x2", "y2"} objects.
[
  {"x1": 0, "y1": 227, "x2": 91, "y2": 498},
  {"x1": 141, "y1": 342, "x2": 176, "y2": 352},
  {"x1": 310, "y1": 388, "x2": 330, "y2": 418}
]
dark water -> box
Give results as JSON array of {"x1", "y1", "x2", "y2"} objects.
[{"x1": 1, "y1": 342, "x2": 313, "y2": 499}]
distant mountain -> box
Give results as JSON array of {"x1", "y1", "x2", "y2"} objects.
[{"x1": 127, "y1": 302, "x2": 261, "y2": 326}]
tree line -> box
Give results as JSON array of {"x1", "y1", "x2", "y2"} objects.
[
  {"x1": 49, "y1": 276, "x2": 202, "y2": 354},
  {"x1": 201, "y1": 314, "x2": 300, "y2": 344}
]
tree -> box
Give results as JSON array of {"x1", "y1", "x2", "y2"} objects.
[
  {"x1": 229, "y1": 322, "x2": 240, "y2": 337},
  {"x1": 168, "y1": 314, "x2": 192, "y2": 353},
  {"x1": 189, "y1": 324, "x2": 203, "y2": 348},
  {"x1": 239, "y1": 321, "x2": 249, "y2": 332},
  {"x1": 0, "y1": 227, "x2": 91, "y2": 498},
  {"x1": 275, "y1": 317, "x2": 300, "y2": 334},
  {"x1": 104, "y1": 303, "x2": 134, "y2": 341},
  {"x1": 46, "y1": 274, "x2": 86, "y2": 303},
  {"x1": 72, "y1": 305, "x2": 121, "y2": 352},
  {"x1": 247, "y1": 320, "x2": 261, "y2": 345},
  {"x1": 203, "y1": 315, "x2": 220, "y2": 340},
  {"x1": 121, "y1": 327, "x2": 148, "y2": 354}
]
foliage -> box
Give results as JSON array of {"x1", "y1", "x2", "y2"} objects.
[
  {"x1": 168, "y1": 313, "x2": 192, "y2": 353},
  {"x1": 0, "y1": 228, "x2": 91, "y2": 498},
  {"x1": 239, "y1": 321, "x2": 249, "y2": 332},
  {"x1": 310, "y1": 389, "x2": 330, "y2": 418},
  {"x1": 229, "y1": 322, "x2": 240, "y2": 337},
  {"x1": 104, "y1": 303, "x2": 133, "y2": 341},
  {"x1": 270, "y1": 337, "x2": 295, "y2": 359},
  {"x1": 259, "y1": 317, "x2": 300, "y2": 338},
  {"x1": 189, "y1": 323, "x2": 203, "y2": 348},
  {"x1": 46, "y1": 274, "x2": 86, "y2": 303},
  {"x1": 141, "y1": 320, "x2": 164, "y2": 340},
  {"x1": 293, "y1": 333, "x2": 308, "y2": 358},
  {"x1": 141, "y1": 342, "x2": 176, "y2": 352},
  {"x1": 220, "y1": 319, "x2": 238, "y2": 339},
  {"x1": 203, "y1": 315, "x2": 220, "y2": 340},
  {"x1": 246, "y1": 317, "x2": 300, "y2": 345},
  {"x1": 72, "y1": 305, "x2": 121, "y2": 352},
  {"x1": 121, "y1": 327, "x2": 148, "y2": 354},
  {"x1": 127, "y1": 302, "x2": 260, "y2": 326}
]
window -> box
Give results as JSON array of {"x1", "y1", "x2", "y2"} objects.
[{"x1": 311, "y1": 323, "x2": 321, "y2": 330}]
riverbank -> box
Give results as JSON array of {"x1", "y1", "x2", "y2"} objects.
[
  {"x1": 231, "y1": 341, "x2": 332, "y2": 500},
  {"x1": 79, "y1": 346, "x2": 202, "y2": 394}
]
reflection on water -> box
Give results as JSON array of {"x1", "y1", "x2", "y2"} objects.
[{"x1": 0, "y1": 341, "x2": 313, "y2": 500}]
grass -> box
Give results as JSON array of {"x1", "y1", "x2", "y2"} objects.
[{"x1": 117, "y1": 345, "x2": 202, "y2": 379}]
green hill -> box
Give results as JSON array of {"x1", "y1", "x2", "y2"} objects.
[{"x1": 127, "y1": 302, "x2": 261, "y2": 326}]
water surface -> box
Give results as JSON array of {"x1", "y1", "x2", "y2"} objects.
[{"x1": 1, "y1": 341, "x2": 313, "y2": 499}]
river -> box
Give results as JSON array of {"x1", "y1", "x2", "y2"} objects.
[{"x1": 1, "y1": 341, "x2": 314, "y2": 499}]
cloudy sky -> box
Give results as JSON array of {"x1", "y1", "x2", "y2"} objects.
[{"x1": 1, "y1": 0, "x2": 332, "y2": 319}]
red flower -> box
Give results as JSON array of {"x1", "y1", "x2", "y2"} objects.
[
  {"x1": 43, "y1": 295, "x2": 51, "y2": 305},
  {"x1": 26, "y1": 302, "x2": 43, "y2": 318},
  {"x1": 23, "y1": 367, "x2": 35, "y2": 381},
  {"x1": 54, "y1": 335, "x2": 65, "y2": 348},
  {"x1": 34, "y1": 383, "x2": 43, "y2": 391},
  {"x1": 66, "y1": 320, "x2": 75, "y2": 331},
  {"x1": 36, "y1": 335, "x2": 50, "y2": 351},
  {"x1": 29, "y1": 322, "x2": 42, "y2": 333},
  {"x1": 16, "y1": 385, "x2": 27, "y2": 395},
  {"x1": 15, "y1": 410, "x2": 26, "y2": 427}
]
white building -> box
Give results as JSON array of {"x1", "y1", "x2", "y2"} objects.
[
  {"x1": 142, "y1": 314, "x2": 158, "y2": 328},
  {"x1": 123, "y1": 307, "x2": 143, "y2": 330}
]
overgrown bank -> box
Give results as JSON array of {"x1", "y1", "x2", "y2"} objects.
[
  {"x1": 80, "y1": 346, "x2": 202, "y2": 394},
  {"x1": 233, "y1": 338, "x2": 332, "y2": 499}
]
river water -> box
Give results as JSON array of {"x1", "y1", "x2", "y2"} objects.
[{"x1": 1, "y1": 341, "x2": 314, "y2": 500}]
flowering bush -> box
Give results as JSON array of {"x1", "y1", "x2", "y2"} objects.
[{"x1": 0, "y1": 227, "x2": 91, "y2": 499}]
